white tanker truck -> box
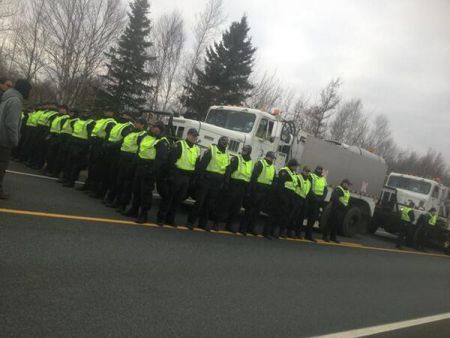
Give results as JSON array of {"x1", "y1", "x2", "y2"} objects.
[{"x1": 168, "y1": 105, "x2": 388, "y2": 237}]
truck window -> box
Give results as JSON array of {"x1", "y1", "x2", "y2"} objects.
[
  {"x1": 256, "y1": 118, "x2": 268, "y2": 138},
  {"x1": 386, "y1": 176, "x2": 432, "y2": 195},
  {"x1": 205, "y1": 109, "x2": 256, "y2": 133}
]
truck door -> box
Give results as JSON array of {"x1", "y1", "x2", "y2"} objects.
[{"x1": 253, "y1": 118, "x2": 277, "y2": 159}]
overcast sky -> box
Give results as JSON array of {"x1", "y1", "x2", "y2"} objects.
[{"x1": 150, "y1": 0, "x2": 450, "y2": 159}]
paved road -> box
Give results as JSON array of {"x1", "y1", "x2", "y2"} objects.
[{"x1": 1, "y1": 163, "x2": 450, "y2": 337}]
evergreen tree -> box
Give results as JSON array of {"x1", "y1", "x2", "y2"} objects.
[
  {"x1": 103, "y1": 0, "x2": 154, "y2": 111},
  {"x1": 182, "y1": 16, "x2": 256, "y2": 119}
]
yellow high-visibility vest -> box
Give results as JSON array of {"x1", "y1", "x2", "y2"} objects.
[
  {"x1": 205, "y1": 144, "x2": 230, "y2": 175},
  {"x1": 231, "y1": 155, "x2": 253, "y2": 182},
  {"x1": 401, "y1": 207, "x2": 413, "y2": 222},
  {"x1": 279, "y1": 167, "x2": 298, "y2": 192},
  {"x1": 121, "y1": 131, "x2": 146, "y2": 154},
  {"x1": 175, "y1": 140, "x2": 200, "y2": 171},
  {"x1": 336, "y1": 186, "x2": 350, "y2": 207},
  {"x1": 256, "y1": 159, "x2": 275, "y2": 185},
  {"x1": 311, "y1": 173, "x2": 327, "y2": 196}
]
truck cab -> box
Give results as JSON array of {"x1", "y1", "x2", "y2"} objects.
[{"x1": 171, "y1": 106, "x2": 293, "y2": 167}]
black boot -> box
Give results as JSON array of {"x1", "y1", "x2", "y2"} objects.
[
  {"x1": 123, "y1": 206, "x2": 138, "y2": 217},
  {"x1": 135, "y1": 210, "x2": 148, "y2": 224}
]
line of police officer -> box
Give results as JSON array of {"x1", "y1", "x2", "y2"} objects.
[{"x1": 16, "y1": 104, "x2": 353, "y2": 242}]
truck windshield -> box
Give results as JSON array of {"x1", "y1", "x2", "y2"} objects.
[
  {"x1": 205, "y1": 109, "x2": 256, "y2": 133},
  {"x1": 386, "y1": 176, "x2": 432, "y2": 195}
]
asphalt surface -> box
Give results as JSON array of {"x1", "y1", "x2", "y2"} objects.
[{"x1": 1, "y1": 162, "x2": 450, "y2": 337}]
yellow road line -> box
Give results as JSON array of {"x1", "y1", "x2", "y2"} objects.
[{"x1": 0, "y1": 207, "x2": 448, "y2": 259}]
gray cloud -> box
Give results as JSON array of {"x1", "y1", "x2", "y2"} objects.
[{"x1": 150, "y1": 0, "x2": 450, "y2": 159}]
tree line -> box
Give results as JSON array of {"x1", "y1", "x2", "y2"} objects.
[{"x1": 0, "y1": 0, "x2": 448, "y2": 184}]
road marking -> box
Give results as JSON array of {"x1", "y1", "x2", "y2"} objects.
[
  {"x1": 314, "y1": 311, "x2": 450, "y2": 337},
  {"x1": 6, "y1": 169, "x2": 83, "y2": 184},
  {"x1": 0, "y1": 207, "x2": 448, "y2": 258}
]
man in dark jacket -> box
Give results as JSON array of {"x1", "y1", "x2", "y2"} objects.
[
  {"x1": 0, "y1": 79, "x2": 32, "y2": 199},
  {"x1": 322, "y1": 179, "x2": 352, "y2": 243},
  {"x1": 216, "y1": 145, "x2": 253, "y2": 233},
  {"x1": 187, "y1": 136, "x2": 229, "y2": 231}
]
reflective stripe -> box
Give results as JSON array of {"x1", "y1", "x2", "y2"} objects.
[
  {"x1": 121, "y1": 131, "x2": 146, "y2": 153},
  {"x1": 256, "y1": 159, "x2": 275, "y2": 185},
  {"x1": 38, "y1": 111, "x2": 58, "y2": 126},
  {"x1": 92, "y1": 118, "x2": 116, "y2": 139},
  {"x1": 108, "y1": 122, "x2": 134, "y2": 143},
  {"x1": 27, "y1": 110, "x2": 44, "y2": 127},
  {"x1": 296, "y1": 174, "x2": 311, "y2": 198},
  {"x1": 49, "y1": 115, "x2": 69, "y2": 134},
  {"x1": 280, "y1": 167, "x2": 298, "y2": 192},
  {"x1": 61, "y1": 118, "x2": 79, "y2": 135},
  {"x1": 206, "y1": 144, "x2": 230, "y2": 175},
  {"x1": 401, "y1": 207, "x2": 413, "y2": 222},
  {"x1": 428, "y1": 213, "x2": 437, "y2": 226},
  {"x1": 231, "y1": 155, "x2": 253, "y2": 182},
  {"x1": 137, "y1": 136, "x2": 168, "y2": 160},
  {"x1": 175, "y1": 140, "x2": 200, "y2": 171},
  {"x1": 336, "y1": 186, "x2": 350, "y2": 207},
  {"x1": 311, "y1": 173, "x2": 327, "y2": 196},
  {"x1": 72, "y1": 119, "x2": 94, "y2": 140}
]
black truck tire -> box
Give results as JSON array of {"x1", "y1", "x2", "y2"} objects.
[{"x1": 341, "y1": 207, "x2": 362, "y2": 237}]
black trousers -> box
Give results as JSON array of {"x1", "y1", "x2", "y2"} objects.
[
  {"x1": 188, "y1": 174, "x2": 223, "y2": 229},
  {"x1": 289, "y1": 196, "x2": 305, "y2": 235},
  {"x1": 23, "y1": 127, "x2": 39, "y2": 164},
  {"x1": 55, "y1": 135, "x2": 71, "y2": 178},
  {"x1": 415, "y1": 224, "x2": 430, "y2": 250},
  {"x1": 45, "y1": 135, "x2": 61, "y2": 174},
  {"x1": 241, "y1": 184, "x2": 271, "y2": 234},
  {"x1": 0, "y1": 146, "x2": 11, "y2": 194},
  {"x1": 31, "y1": 126, "x2": 48, "y2": 168},
  {"x1": 158, "y1": 172, "x2": 191, "y2": 224},
  {"x1": 323, "y1": 205, "x2": 345, "y2": 240},
  {"x1": 396, "y1": 220, "x2": 410, "y2": 247},
  {"x1": 218, "y1": 181, "x2": 246, "y2": 230},
  {"x1": 19, "y1": 126, "x2": 34, "y2": 161},
  {"x1": 115, "y1": 152, "x2": 137, "y2": 207},
  {"x1": 67, "y1": 139, "x2": 89, "y2": 184},
  {"x1": 84, "y1": 139, "x2": 104, "y2": 191},
  {"x1": 269, "y1": 190, "x2": 296, "y2": 237},
  {"x1": 101, "y1": 144, "x2": 121, "y2": 201},
  {"x1": 130, "y1": 161, "x2": 155, "y2": 214},
  {"x1": 306, "y1": 196, "x2": 323, "y2": 239}
]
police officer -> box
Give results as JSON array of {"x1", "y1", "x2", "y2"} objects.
[
  {"x1": 217, "y1": 145, "x2": 253, "y2": 233},
  {"x1": 396, "y1": 201, "x2": 415, "y2": 249},
  {"x1": 54, "y1": 109, "x2": 79, "y2": 179},
  {"x1": 81, "y1": 109, "x2": 117, "y2": 194},
  {"x1": 22, "y1": 105, "x2": 45, "y2": 165},
  {"x1": 101, "y1": 113, "x2": 134, "y2": 203},
  {"x1": 157, "y1": 128, "x2": 200, "y2": 227},
  {"x1": 112, "y1": 117, "x2": 147, "y2": 212},
  {"x1": 62, "y1": 111, "x2": 95, "y2": 187},
  {"x1": 270, "y1": 159, "x2": 299, "y2": 239},
  {"x1": 125, "y1": 121, "x2": 169, "y2": 223},
  {"x1": 306, "y1": 165, "x2": 328, "y2": 242},
  {"x1": 415, "y1": 207, "x2": 437, "y2": 251},
  {"x1": 240, "y1": 151, "x2": 276, "y2": 237},
  {"x1": 290, "y1": 166, "x2": 311, "y2": 238},
  {"x1": 44, "y1": 105, "x2": 70, "y2": 175},
  {"x1": 322, "y1": 179, "x2": 351, "y2": 243},
  {"x1": 33, "y1": 102, "x2": 58, "y2": 169},
  {"x1": 187, "y1": 136, "x2": 230, "y2": 231}
]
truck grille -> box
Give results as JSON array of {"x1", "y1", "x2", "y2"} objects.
[{"x1": 229, "y1": 140, "x2": 240, "y2": 152}]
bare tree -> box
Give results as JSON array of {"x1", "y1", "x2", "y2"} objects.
[
  {"x1": 41, "y1": 0, "x2": 125, "y2": 105},
  {"x1": 176, "y1": 0, "x2": 225, "y2": 112},
  {"x1": 0, "y1": 0, "x2": 16, "y2": 31},
  {"x1": 150, "y1": 11, "x2": 185, "y2": 111},
  {"x1": 11, "y1": 0, "x2": 48, "y2": 81},
  {"x1": 246, "y1": 71, "x2": 283, "y2": 110},
  {"x1": 366, "y1": 114, "x2": 398, "y2": 164},
  {"x1": 329, "y1": 99, "x2": 369, "y2": 146}
]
